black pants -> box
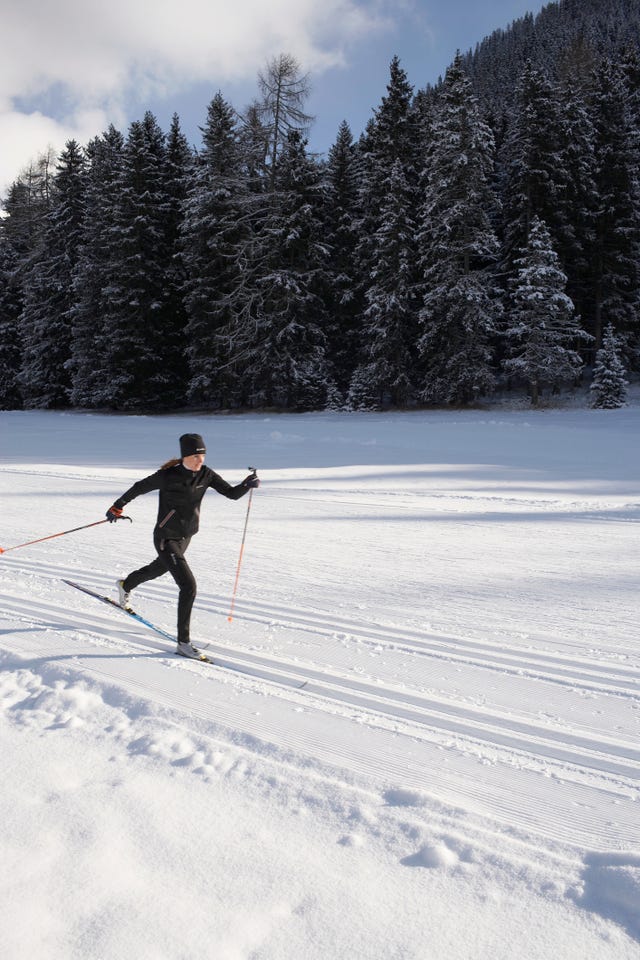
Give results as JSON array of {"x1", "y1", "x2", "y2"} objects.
[{"x1": 123, "y1": 531, "x2": 196, "y2": 644}]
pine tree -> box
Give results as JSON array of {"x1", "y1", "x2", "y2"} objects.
[
  {"x1": 0, "y1": 160, "x2": 56, "y2": 409},
  {"x1": 181, "y1": 93, "x2": 249, "y2": 407},
  {"x1": 234, "y1": 131, "x2": 332, "y2": 409},
  {"x1": 18, "y1": 140, "x2": 86, "y2": 408},
  {"x1": 589, "y1": 322, "x2": 628, "y2": 408},
  {"x1": 0, "y1": 234, "x2": 23, "y2": 409},
  {"x1": 69, "y1": 126, "x2": 125, "y2": 407},
  {"x1": 501, "y1": 61, "x2": 568, "y2": 265},
  {"x1": 94, "y1": 113, "x2": 179, "y2": 410},
  {"x1": 323, "y1": 120, "x2": 361, "y2": 398},
  {"x1": 588, "y1": 57, "x2": 640, "y2": 362},
  {"x1": 348, "y1": 160, "x2": 414, "y2": 409},
  {"x1": 416, "y1": 55, "x2": 501, "y2": 405},
  {"x1": 355, "y1": 56, "x2": 417, "y2": 282},
  {"x1": 554, "y1": 77, "x2": 598, "y2": 327},
  {"x1": 163, "y1": 114, "x2": 194, "y2": 402},
  {"x1": 503, "y1": 216, "x2": 585, "y2": 405}
]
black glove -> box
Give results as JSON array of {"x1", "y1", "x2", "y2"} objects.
[
  {"x1": 106, "y1": 505, "x2": 124, "y2": 522},
  {"x1": 243, "y1": 474, "x2": 260, "y2": 489}
]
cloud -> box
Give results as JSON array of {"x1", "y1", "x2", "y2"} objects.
[{"x1": 0, "y1": 0, "x2": 388, "y2": 198}]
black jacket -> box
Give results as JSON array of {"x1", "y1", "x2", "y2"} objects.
[{"x1": 114, "y1": 464, "x2": 249, "y2": 539}]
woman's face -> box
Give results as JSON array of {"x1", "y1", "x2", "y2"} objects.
[{"x1": 182, "y1": 453, "x2": 205, "y2": 471}]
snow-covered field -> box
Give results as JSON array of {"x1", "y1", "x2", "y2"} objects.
[{"x1": 1, "y1": 405, "x2": 639, "y2": 960}]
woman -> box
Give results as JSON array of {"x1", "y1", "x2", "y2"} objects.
[{"x1": 106, "y1": 433, "x2": 259, "y2": 660}]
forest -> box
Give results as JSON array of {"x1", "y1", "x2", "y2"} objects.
[{"x1": 0, "y1": 0, "x2": 638, "y2": 412}]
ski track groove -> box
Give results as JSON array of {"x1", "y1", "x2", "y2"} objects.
[
  {"x1": 3, "y1": 551, "x2": 639, "y2": 850},
  {"x1": 4, "y1": 612, "x2": 636, "y2": 853},
  {"x1": 2, "y1": 582, "x2": 639, "y2": 788},
  {"x1": 6, "y1": 555, "x2": 639, "y2": 696}
]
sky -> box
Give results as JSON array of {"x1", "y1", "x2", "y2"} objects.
[{"x1": 0, "y1": 0, "x2": 549, "y2": 200}]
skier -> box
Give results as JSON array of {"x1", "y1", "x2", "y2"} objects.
[{"x1": 105, "y1": 433, "x2": 259, "y2": 659}]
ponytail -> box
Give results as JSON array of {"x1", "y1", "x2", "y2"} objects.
[{"x1": 160, "y1": 457, "x2": 181, "y2": 470}]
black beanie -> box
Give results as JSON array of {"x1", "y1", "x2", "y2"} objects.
[{"x1": 180, "y1": 433, "x2": 206, "y2": 458}]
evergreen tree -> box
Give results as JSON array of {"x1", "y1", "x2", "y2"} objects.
[
  {"x1": 94, "y1": 113, "x2": 178, "y2": 409},
  {"x1": 588, "y1": 57, "x2": 640, "y2": 361},
  {"x1": 234, "y1": 131, "x2": 332, "y2": 409},
  {"x1": 501, "y1": 61, "x2": 568, "y2": 265},
  {"x1": 554, "y1": 76, "x2": 598, "y2": 327},
  {"x1": 69, "y1": 126, "x2": 125, "y2": 407},
  {"x1": 355, "y1": 56, "x2": 416, "y2": 280},
  {"x1": 503, "y1": 216, "x2": 585, "y2": 405},
  {"x1": 323, "y1": 120, "x2": 361, "y2": 398},
  {"x1": 18, "y1": 140, "x2": 86, "y2": 408},
  {"x1": 237, "y1": 100, "x2": 270, "y2": 190},
  {"x1": 589, "y1": 322, "x2": 628, "y2": 408},
  {"x1": 364, "y1": 55, "x2": 418, "y2": 171},
  {"x1": 348, "y1": 160, "x2": 414, "y2": 409},
  {"x1": 0, "y1": 235, "x2": 23, "y2": 409},
  {"x1": 417, "y1": 56, "x2": 501, "y2": 405},
  {"x1": 182, "y1": 93, "x2": 248, "y2": 407},
  {"x1": 163, "y1": 114, "x2": 194, "y2": 400},
  {"x1": 0, "y1": 162, "x2": 56, "y2": 409}
]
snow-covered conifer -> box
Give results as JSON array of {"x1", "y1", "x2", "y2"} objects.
[
  {"x1": 0, "y1": 164, "x2": 55, "y2": 408},
  {"x1": 323, "y1": 121, "x2": 362, "y2": 399},
  {"x1": 590, "y1": 323, "x2": 628, "y2": 408},
  {"x1": 181, "y1": 93, "x2": 247, "y2": 407},
  {"x1": 504, "y1": 216, "x2": 586, "y2": 404},
  {"x1": 18, "y1": 140, "x2": 86, "y2": 408},
  {"x1": 91, "y1": 114, "x2": 178, "y2": 409},
  {"x1": 235, "y1": 131, "x2": 332, "y2": 409},
  {"x1": 0, "y1": 235, "x2": 23, "y2": 409},
  {"x1": 588, "y1": 57, "x2": 640, "y2": 364},
  {"x1": 355, "y1": 57, "x2": 417, "y2": 293},
  {"x1": 349, "y1": 160, "x2": 414, "y2": 408},
  {"x1": 416, "y1": 55, "x2": 501, "y2": 405},
  {"x1": 501, "y1": 61, "x2": 567, "y2": 266},
  {"x1": 69, "y1": 127, "x2": 124, "y2": 407}
]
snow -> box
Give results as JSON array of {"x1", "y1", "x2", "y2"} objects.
[{"x1": 1, "y1": 404, "x2": 639, "y2": 959}]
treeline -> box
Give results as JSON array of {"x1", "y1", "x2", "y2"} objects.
[{"x1": 0, "y1": 3, "x2": 638, "y2": 412}]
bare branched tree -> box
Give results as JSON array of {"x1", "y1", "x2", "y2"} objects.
[{"x1": 257, "y1": 53, "x2": 314, "y2": 187}]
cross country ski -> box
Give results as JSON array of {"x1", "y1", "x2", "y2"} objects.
[
  {"x1": 62, "y1": 578, "x2": 213, "y2": 661},
  {"x1": 62, "y1": 579, "x2": 308, "y2": 689}
]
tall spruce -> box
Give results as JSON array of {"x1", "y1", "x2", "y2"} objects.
[
  {"x1": 416, "y1": 55, "x2": 501, "y2": 405},
  {"x1": 501, "y1": 61, "x2": 568, "y2": 265},
  {"x1": 0, "y1": 232, "x2": 23, "y2": 409},
  {"x1": 18, "y1": 140, "x2": 86, "y2": 408},
  {"x1": 503, "y1": 216, "x2": 585, "y2": 405},
  {"x1": 588, "y1": 57, "x2": 640, "y2": 361},
  {"x1": 95, "y1": 113, "x2": 178, "y2": 409},
  {"x1": 0, "y1": 157, "x2": 57, "y2": 409},
  {"x1": 69, "y1": 126, "x2": 124, "y2": 407},
  {"x1": 348, "y1": 159, "x2": 415, "y2": 409},
  {"x1": 554, "y1": 76, "x2": 598, "y2": 327},
  {"x1": 163, "y1": 114, "x2": 193, "y2": 402},
  {"x1": 236, "y1": 131, "x2": 332, "y2": 409},
  {"x1": 323, "y1": 120, "x2": 361, "y2": 398},
  {"x1": 355, "y1": 56, "x2": 416, "y2": 283},
  {"x1": 182, "y1": 93, "x2": 248, "y2": 407}
]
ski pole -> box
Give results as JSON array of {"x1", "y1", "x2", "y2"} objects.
[
  {"x1": 0, "y1": 515, "x2": 132, "y2": 554},
  {"x1": 227, "y1": 467, "x2": 258, "y2": 623}
]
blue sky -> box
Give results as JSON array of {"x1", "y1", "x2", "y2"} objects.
[{"x1": 0, "y1": 0, "x2": 549, "y2": 198}]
